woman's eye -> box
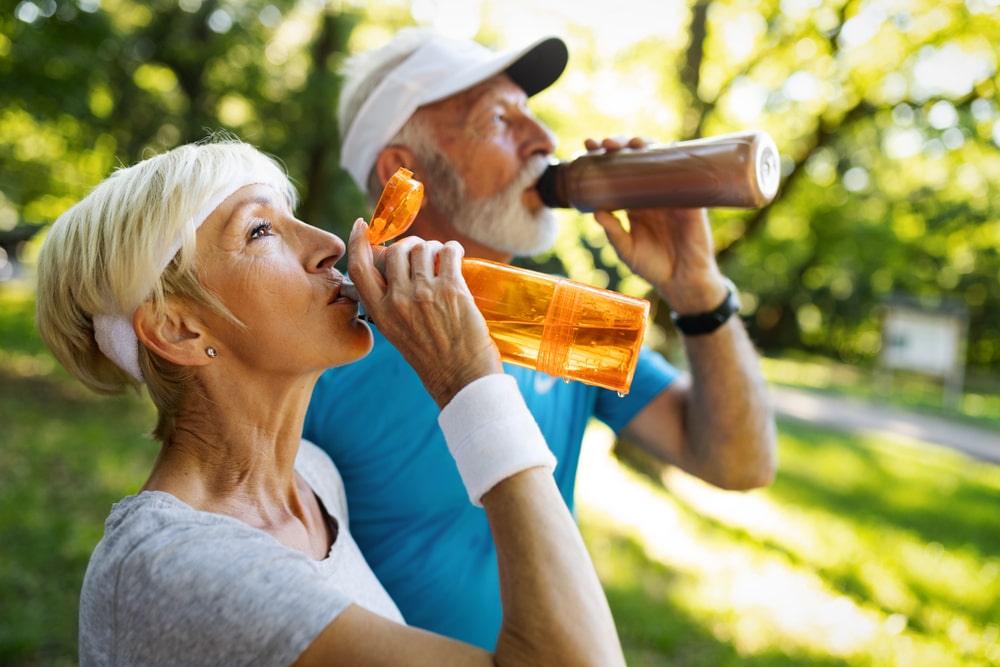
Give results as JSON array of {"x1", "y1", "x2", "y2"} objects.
[{"x1": 250, "y1": 220, "x2": 273, "y2": 240}]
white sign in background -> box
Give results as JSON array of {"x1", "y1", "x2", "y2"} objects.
[{"x1": 881, "y1": 309, "x2": 964, "y2": 378}]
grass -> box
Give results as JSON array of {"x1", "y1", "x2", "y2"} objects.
[
  {"x1": 578, "y1": 420, "x2": 1000, "y2": 666},
  {"x1": 2, "y1": 282, "x2": 999, "y2": 665}
]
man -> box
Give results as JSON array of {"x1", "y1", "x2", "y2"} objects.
[{"x1": 305, "y1": 27, "x2": 777, "y2": 649}]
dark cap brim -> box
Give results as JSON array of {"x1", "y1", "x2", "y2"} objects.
[{"x1": 504, "y1": 36, "x2": 569, "y2": 98}]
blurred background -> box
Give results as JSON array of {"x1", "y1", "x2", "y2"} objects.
[{"x1": 1, "y1": 0, "x2": 998, "y2": 665}]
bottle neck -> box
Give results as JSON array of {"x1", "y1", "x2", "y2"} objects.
[{"x1": 534, "y1": 161, "x2": 568, "y2": 209}]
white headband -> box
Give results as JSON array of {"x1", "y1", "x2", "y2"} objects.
[
  {"x1": 92, "y1": 172, "x2": 276, "y2": 383},
  {"x1": 340, "y1": 35, "x2": 567, "y2": 190}
]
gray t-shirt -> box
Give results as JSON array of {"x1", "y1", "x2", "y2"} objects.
[{"x1": 79, "y1": 440, "x2": 403, "y2": 667}]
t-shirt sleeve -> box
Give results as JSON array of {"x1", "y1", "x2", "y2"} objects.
[
  {"x1": 110, "y1": 514, "x2": 350, "y2": 667},
  {"x1": 596, "y1": 346, "x2": 679, "y2": 432}
]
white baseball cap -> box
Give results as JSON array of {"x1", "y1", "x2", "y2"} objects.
[{"x1": 339, "y1": 33, "x2": 569, "y2": 190}]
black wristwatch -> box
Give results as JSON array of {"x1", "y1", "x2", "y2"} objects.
[{"x1": 670, "y1": 278, "x2": 741, "y2": 336}]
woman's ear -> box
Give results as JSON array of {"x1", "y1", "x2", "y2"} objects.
[
  {"x1": 374, "y1": 145, "x2": 419, "y2": 187},
  {"x1": 133, "y1": 298, "x2": 211, "y2": 368}
]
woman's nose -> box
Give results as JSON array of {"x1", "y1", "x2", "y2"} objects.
[{"x1": 302, "y1": 222, "x2": 345, "y2": 271}]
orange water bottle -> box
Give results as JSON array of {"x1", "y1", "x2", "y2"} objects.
[{"x1": 350, "y1": 168, "x2": 649, "y2": 394}]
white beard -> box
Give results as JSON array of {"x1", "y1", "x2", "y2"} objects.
[{"x1": 422, "y1": 151, "x2": 560, "y2": 257}]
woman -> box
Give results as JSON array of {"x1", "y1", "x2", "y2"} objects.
[{"x1": 35, "y1": 137, "x2": 626, "y2": 666}]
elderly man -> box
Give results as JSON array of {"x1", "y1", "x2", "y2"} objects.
[{"x1": 305, "y1": 27, "x2": 777, "y2": 649}]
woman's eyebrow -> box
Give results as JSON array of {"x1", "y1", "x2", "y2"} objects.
[{"x1": 222, "y1": 195, "x2": 279, "y2": 231}]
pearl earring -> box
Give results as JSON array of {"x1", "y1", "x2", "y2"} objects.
[{"x1": 205, "y1": 347, "x2": 218, "y2": 358}]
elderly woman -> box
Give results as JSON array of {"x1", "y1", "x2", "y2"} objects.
[{"x1": 35, "y1": 137, "x2": 626, "y2": 667}]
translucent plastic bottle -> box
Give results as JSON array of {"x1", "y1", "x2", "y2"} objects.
[
  {"x1": 348, "y1": 167, "x2": 649, "y2": 394},
  {"x1": 460, "y1": 258, "x2": 648, "y2": 394},
  {"x1": 535, "y1": 130, "x2": 781, "y2": 211}
]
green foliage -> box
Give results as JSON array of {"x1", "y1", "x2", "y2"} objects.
[
  {"x1": 0, "y1": 0, "x2": 368, "y2": 245},
  {"x1": 500, "y1": 0, "x2": 1000, "y2": 371},
  {"x1": 0, "y1": 288, "x2": 157, "y2": 664},
  {"x1": 697, "y1": 1, "x2": 1000, "y2": 368},
  {"x1": 1, "y1": 0, "x2": 998, "y2": 362}
]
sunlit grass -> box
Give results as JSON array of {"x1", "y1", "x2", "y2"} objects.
[
  {"x1": 578, "y1": 422, "x2": 1000, "y2": 667},
  {"x1": 3, "y1": 284, "x2": 999, "y2": 665}
]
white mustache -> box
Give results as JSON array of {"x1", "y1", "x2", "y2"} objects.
[{"x1": 517, "y1": 155, "x2": 553, "y2": 194}]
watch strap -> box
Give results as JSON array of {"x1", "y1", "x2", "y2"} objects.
[{"x1": 670, "y1": 279, "x2": 740, "y2": 336}]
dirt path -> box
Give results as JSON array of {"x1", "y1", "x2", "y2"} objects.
[{"x1": 769, "y1": 385, "x2": 1000, "y2": 465}]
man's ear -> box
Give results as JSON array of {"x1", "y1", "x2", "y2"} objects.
[
  {"x1": 374, "y1": 145, "x2": 420, "y2": 187},
  {"x1": 133, "y1": 298, "x2": 211, "y2": 369}
]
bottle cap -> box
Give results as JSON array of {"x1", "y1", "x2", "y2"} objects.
[{"x1": 367, "y1": 168, "x2": 424, "y2": 245}]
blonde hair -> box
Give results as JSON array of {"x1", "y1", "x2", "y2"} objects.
[{"x1": 35, "y1": 136, "x2": 297, "y2": 443}]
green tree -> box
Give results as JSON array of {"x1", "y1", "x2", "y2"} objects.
[
  {"x1": 467, "y1": 0, "x2": 1000, "y2": 370},
  {"x1": 0, "y1": 0, "x2": 365, "y2": 248},
  {"x1": 2, "y1": 0, "x2": 998, "y2": 369}
]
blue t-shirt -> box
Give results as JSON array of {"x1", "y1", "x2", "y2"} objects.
[{"x1": 303, "y1": 327, "x2": 677, "y2": 649}]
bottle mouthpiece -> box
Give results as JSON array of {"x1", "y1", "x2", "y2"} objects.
[
  {"x1": 340, "y1": 277, "x2": 360, "y2": 302},
  {"x1": 535, "y1": 162, "x2": 564, "y2": 209}
]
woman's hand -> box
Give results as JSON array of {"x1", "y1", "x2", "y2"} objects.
[{"x1": 347, "y1": 219, "x2": 502, "y2": 408}]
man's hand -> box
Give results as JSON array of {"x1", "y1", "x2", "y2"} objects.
[{"x1": 585, "y1": 136, "x2": 727, "y2": 314}]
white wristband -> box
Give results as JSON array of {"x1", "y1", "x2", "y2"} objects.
[{"x1": 438, "y1": 374, "x2": 557, "y2": 507}]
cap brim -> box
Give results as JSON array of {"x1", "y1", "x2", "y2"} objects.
[{"x1": 505, "y1": 36, "x2": 568, "y2": 97}]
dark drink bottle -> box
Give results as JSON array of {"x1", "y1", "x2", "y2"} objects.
[{"x1": 535, "y1": 130, "x2": 780, "y2": 211}]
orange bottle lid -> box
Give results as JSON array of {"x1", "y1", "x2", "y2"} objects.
[{"x1": 368, "y1": 167, "x2": 424, "y2": 245}]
